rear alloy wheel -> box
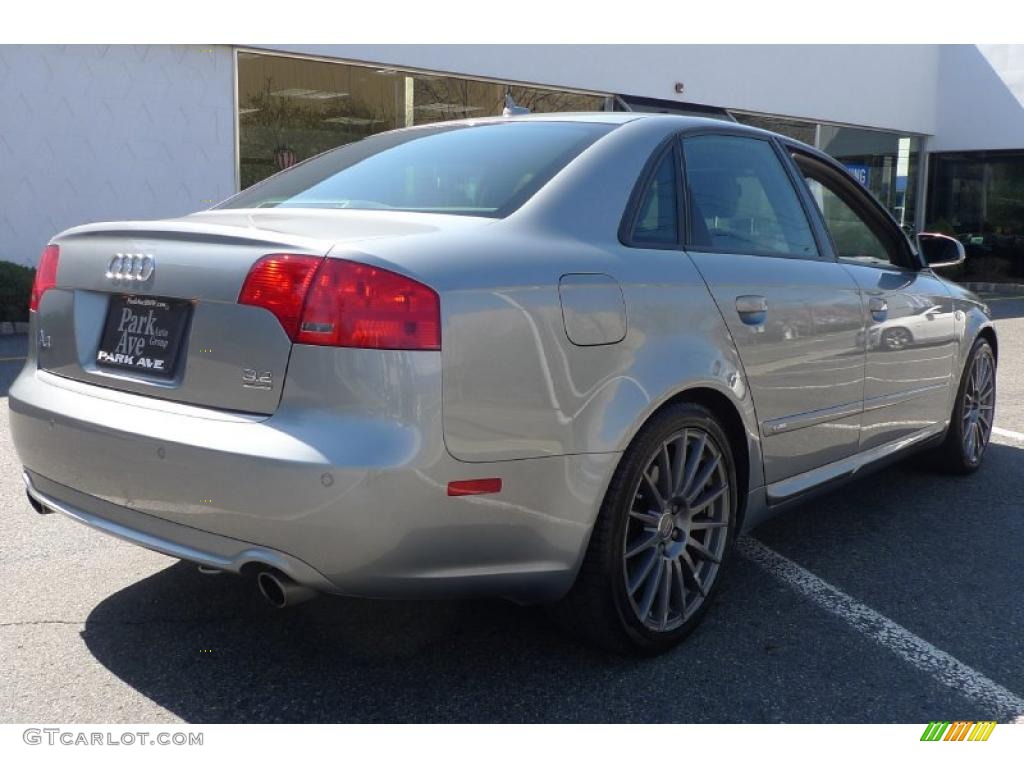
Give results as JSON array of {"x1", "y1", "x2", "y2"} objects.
[
  {"x1": 623, "y1": 428, "x2": 730, "y2": 631},
  {"x1": 551, "y1": 403, "x2": 738, "y2": 654},
  {"x1": 934, "y1": 337, "x2": 996, "y2": 474}
]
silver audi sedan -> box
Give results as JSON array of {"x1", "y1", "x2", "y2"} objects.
[{"x1": 9, "y1": 113, "x2": 996, "y2": 653}]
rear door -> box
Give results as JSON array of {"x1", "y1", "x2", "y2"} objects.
[
  {"x1": 681, "y1": 132, "x2": 867, "y2": 486},
  {"x1": 790, "y1": 150, "x2": 957, "y2": 451}
]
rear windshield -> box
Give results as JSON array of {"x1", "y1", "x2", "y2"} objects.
[{"x1": 219, "y1": 121, "x2": 614, "y2": 218}]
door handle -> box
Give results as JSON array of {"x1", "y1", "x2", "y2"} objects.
[
  {"x1": 736, "y1": 295, "x2": 768, "y2": 326},
  {"x1": 869, "y1": 297, "x2": 888, "y2": 322}
]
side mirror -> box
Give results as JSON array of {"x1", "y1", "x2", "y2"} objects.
[{"x1": 917, "y1": 232, "x2": 965, "y2": 269}]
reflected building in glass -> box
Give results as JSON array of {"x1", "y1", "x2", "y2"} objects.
[
  {"x1": 237, "y1": 52, "x2": 608, "y2": 189},
  {"x1": 926, "y1": 151, "x2": 1024, "y2": 281},
  {"x1": 731, "y1": 112, "x2": 921, "y2": 233}
]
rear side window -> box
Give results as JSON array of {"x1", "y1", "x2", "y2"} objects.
[
  {"x1": 628, "y1": 149, "x2": 680, "y2": 246},
  {"x1": 218, "y1": 121, "x2": 613, "y2": 218},
  {"x1": 683, "y1": 135, "x2": 818, "y2": 258}
]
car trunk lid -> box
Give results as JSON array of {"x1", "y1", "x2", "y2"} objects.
[
  {"x1": 35, "y1": 218, "x2": 335, "y2": 415},
  {"x1": 35, "y1": 210, "x2": 492, "y2": 415}
]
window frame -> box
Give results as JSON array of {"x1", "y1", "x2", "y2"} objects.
[
  {"x1": 787, "y1": 144, "x2": 924, "y2": 271},
  {"x1": 618, "y1": 135, "x2": 686, "y2": 250},
  {"x1": 678, "y1": 128, "x2": 829, "y2": 262}
]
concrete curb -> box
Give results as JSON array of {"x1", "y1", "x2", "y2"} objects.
[
  {"x1": 0, "y1": 322, "x2": 29, "y2": 336},
  {"x1": 958, "y1": 282, "x2": 1024, "y2": 295}
]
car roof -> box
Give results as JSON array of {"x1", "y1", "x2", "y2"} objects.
[
  {"x1": 369, "y1": 111, "x2": 824, "y2": 173},
  {"x1": 446, "y1": 111, "x2": 736, "y2": 128},
  {"x1": 426, "y1": 110, "x2": 812, "y2": 147}
]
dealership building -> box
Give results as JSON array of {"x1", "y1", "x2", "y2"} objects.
[{"x1": 2, "y1": 44, "x2": 1023, "y2": 278}]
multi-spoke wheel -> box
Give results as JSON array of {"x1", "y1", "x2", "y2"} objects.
[
  {"x1": 623, "y1": 428, "x2": 730, "y2": 631},
  {"x1": 934, "y1": 336, "x2": 996, "y2": 474},
  {"x1": 550, "y1": 402, "x2": 738, "y2": 654},
  {"x1": 961, "y1": 343, "x2": 995, "y2": 463}
]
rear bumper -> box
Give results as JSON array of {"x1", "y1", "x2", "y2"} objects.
[
  {"x1": 10, "y1": 347, "x2": 619, "y2": 603},
  {"x1": 24, "y1": 469, "x2": 337, "y2": 591}
]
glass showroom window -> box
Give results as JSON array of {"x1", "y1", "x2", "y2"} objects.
[
  {"x1": 732, "y1": 113, "x2": 921, "y2": 231},
  {"x1": 927, "y1": 150, "x2": 1024, "y2": 282},
  {"x1": 236, "y1": 51, "x2": 609, "y2": 189},
  {"x1": 818, "y1": 125, "x2": 921, "y2": 233},
  {"x1": 732, "y1": 111, "x2": 817, "y2": 146}
]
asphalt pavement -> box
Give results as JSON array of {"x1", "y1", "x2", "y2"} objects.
[{"x1": 1, "y1": 298, "x2": 1022, "y2": 723}]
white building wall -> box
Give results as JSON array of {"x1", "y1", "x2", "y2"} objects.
[
  {"x1": 0, "y1": 44, "x2": 236, "y2": 266},
  {"x1": 931, "y1": 44, "x2": 1024, "y2": 152},
  {"x1": 270, "y1": 44, "x2": 943, "y2": 135}
]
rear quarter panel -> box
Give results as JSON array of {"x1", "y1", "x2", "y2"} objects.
[
  {"x1": 437, "y1": 236, "x2": 759, "y2": 482},
  {"x1": 328, "y1": 117, "x2": 764, "y2": 487}
]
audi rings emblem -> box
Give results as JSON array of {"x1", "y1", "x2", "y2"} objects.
[{"x1": 106, "y1": 253, "x2": 155, "y2": 282}]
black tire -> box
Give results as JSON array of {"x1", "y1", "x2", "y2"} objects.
[
  {"x1": 549, "y1": 402, "x2": 739, "y2": 655},
  {"x1": 932, "y1": 336, "x2": 996, "y2": 474}
]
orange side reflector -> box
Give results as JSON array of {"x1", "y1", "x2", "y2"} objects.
[{"x1": 447, "y1": 478, "x2": 502, "y2": 497}]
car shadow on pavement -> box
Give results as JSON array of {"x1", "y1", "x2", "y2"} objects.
[{"x1": 79, "y1": 444, "x2": 1024, "y2": 723}]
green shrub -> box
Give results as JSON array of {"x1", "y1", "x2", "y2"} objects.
[{"x1": 0, "y1": 260, "x2": 35, "y2": 323}]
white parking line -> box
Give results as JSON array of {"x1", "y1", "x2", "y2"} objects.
[
  {"x1": 737, "y1": 537, "x2": 1024, "y2": 721},
  {"x1": 993, "y1": 426, "x2": 1024, "y2": 442}
]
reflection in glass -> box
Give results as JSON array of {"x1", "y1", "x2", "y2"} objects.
[
  {"x1": 804, "y1": 177, "x2": 890, "y2": 265},
  {"x1": 818, "y1": 126, "x2": 920, "y2": 233},
  {"x1": 732, "y1": 113, "x2": 921, "y2": 232},
  {"x1": 221, "y1": 122, "x2": 613, "y2": 217},
  {"x1": 237, "y1": 52, "x2": 608, "y2": 189},
  {"x1": 731, "y1": 111, "x2": 817, "y2": 146},
  {"x1": 926, "y1": 150, "x2": 1024, "y2": 282},
  {"x1": 684, "y1": 135, "x2": 818, "y2": 257},
  {"x1": 632, "y1": 150, "x2": 679, "y2": 244}
]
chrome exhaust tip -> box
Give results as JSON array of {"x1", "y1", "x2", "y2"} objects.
[
  {"x1": 22, "y1": 473, "x2": 53, "y2": 515},
  {"x1": 256, "y1": 570, "x2": 316, "y2": 609},
  {"x1": 26, "y1": 492, "x2": 52, "y2": 515}
]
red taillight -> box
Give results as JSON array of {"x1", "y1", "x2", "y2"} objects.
[
  {"x1": 238, "y1": 254, "x2": 322, "y2": 338},
  {"x1": 295, "y1": 259, "x2": 440, "y2": 350},
  {"x1": 447, "y1": 478, "x2": 502, "y2": 497},
  {"x1": 29, "y1": 244, "x2": 60, "y2": 312},
  {"x1": 239, "y1": 255, "x2": 440, "y2": 350}
]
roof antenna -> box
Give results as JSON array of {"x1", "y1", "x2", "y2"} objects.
[{"x1": 503, "y1": 90, "x2": 530, "y2": 116}]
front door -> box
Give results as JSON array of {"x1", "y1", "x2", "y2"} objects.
[
  {"x1": 792, "y1": 151, "x2": 958, "y2": 451},
  {"x1": 681, "y1": 133, "x2": 867, "y2": 485}
]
